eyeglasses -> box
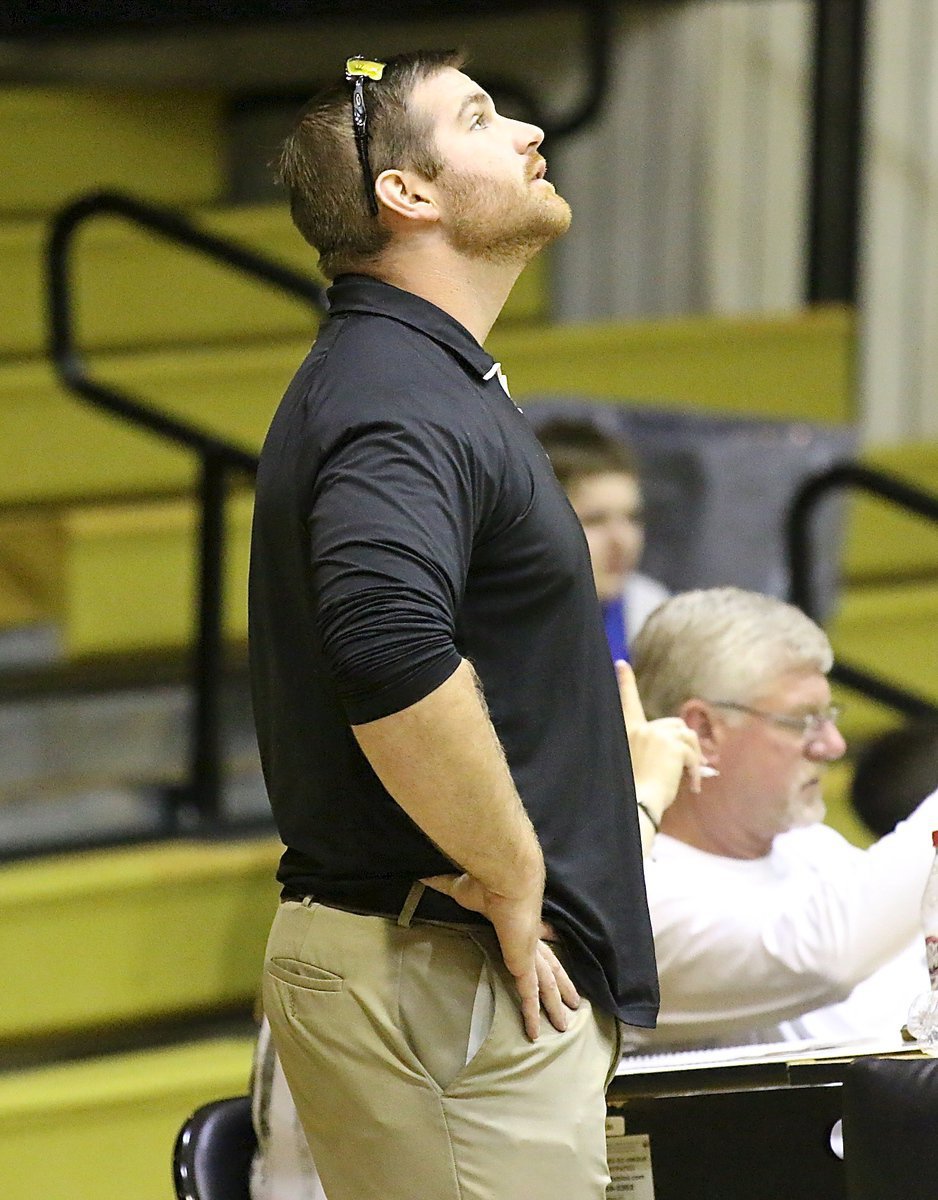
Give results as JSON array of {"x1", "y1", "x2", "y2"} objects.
[
  {"x1": 707, "y1": 700, "x2": 844, "y2": 741},
  {"x1": 346, "y1": 56, "x2": 386, "y2": 218}
]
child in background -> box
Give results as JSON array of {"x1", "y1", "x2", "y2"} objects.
[{"x1": 537, "y1": 417, "x2": 669, "y2": 661}]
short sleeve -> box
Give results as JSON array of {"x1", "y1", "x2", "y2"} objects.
[{"x1": 309, "y1": 414, "x2": 483, "y2": 723}]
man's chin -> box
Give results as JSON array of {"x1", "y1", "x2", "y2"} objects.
[
  {"x1": 523, "y1": 195, "x2": 572, "y2": 250},
  {"x1": 465, "y1": 204, "x2": 570, "y2": 265},
  {"x1": 545, "y1": 192, "x2": 572, "y2": 234},
  {"x1": 790, "y1": 793, "x2": 826, "y2": 829}
]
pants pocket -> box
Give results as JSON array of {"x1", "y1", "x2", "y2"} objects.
[
  {"x1": 266, "y1": 956, "x2": 345, "y2": 992},
  {"x1": 396, "y1": 928, "x2": 494, "y2": 1091}
]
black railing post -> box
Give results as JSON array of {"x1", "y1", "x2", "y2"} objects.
[
  {"x1": 539, "y1": 0, "x2": 615, "y2": 138},
  {"x1": 807, "y1": 0, "x2": 867, "y2": 305},
  {"x1": 787, "y1": 461, "x2": 938, "y2": 720},
  {"x1": 789, "y1": 462, "x2": 938, "y2": 619},
  {"x1": 46, "y1": 190, "x2": 327, "y2": 834}
]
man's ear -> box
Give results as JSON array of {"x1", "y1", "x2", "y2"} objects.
[
  {"x1": 678, "y1": 698, "x2": 721, "y2": 762},
  {"x1": 374, "y1": 168, "x2": 439, "y2": 225}
]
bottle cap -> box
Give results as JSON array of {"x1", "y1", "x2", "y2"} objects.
[{"x1": 932, "y1": 830, "x2": 938, "y2": 848}]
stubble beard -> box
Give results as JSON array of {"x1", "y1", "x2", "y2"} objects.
[{"x1": 439, "y1": 166, "x2": 572, "y2": 265}]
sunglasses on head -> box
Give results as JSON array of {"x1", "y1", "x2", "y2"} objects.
[{"x1": 345, "y1": 56, "x2": 386, "y2": 217}]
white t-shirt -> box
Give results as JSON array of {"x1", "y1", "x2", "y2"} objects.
[
  {"x1": 622, "y1": 791, "x2": 938, "y2": 1052},
  {"x1": 622, "y1": 572, "x2": 670, "y2": 642}
]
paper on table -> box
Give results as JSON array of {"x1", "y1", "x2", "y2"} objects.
[{"x1": 615, "y1": 1032, "x2": 920, "y2": 1075}]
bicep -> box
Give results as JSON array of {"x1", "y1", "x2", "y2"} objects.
[{"x1": 309, "y1": 420, "x2": 478, "y2": 722}]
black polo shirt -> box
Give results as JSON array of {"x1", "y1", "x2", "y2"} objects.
[{"x1": 248, "y1": 274, "x2": 658, "y2": 1026}]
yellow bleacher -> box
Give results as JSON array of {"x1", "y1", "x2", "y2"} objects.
[
  {"x1": 829, "y1": 444, "x2": 938, "y2": 742},
  {"x1": 0, "y1": 1037, "x2": 255, "y2": 1200},
  {"x1": 0, "y1": 839, "x2": 279, "y2": 1042},
  {"x1": 0, "y1": 836, "x2": 278, "y2": 1200}
]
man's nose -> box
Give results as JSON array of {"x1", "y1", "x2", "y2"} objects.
[
  {"x1": 807, "y1": 721, "x2": 847, "y2": 762},
  {"x1": 609, "y1": 521, "x2": 633, "y2": 550},
  {"x1": 514, "y1": 119, "x2": 544, "y2": 154}
]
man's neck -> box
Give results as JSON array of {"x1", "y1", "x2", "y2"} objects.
[
  {"x1": 371, "y1": 241, "x2": 527, "y2": 345},
  {"x1": 661, "y1": 790, "x2": 773, "y2": 861}
]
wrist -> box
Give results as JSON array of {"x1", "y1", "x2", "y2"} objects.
[{"x1": 636, "y1": 799, "x2": 661, "y2": 834}]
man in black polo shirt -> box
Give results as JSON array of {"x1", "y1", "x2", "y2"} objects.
[{"x1": 250, "y1": 50, "x2": 658, "y2": 1199}]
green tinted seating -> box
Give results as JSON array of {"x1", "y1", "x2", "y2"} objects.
[
  {"x1": 0, "y1": 561, "x2": 42, "y2": 629},
  {"x1": 828, "y1": 580, "x2": 938, "y2": 743},
  {"x1": 0, "y1": 346, "x2": 288, "y2": 507},
  {"x1": 0, "y1": 838, "x2": 273, "y2": 1200},
  {"x1": 830, "y1": 443, "x2": 938, "y2": 744},
  {"x1": 1, "y1": 205, "x2": 319, "y2": 359},
  {"x1": 1, "y1": 306, "x2": 855, "y2": 507},
  {"x1": 0, "y1": 492, "x2": 254, "y2": 656},
  {"x1": 489, "y1": 303, "x2": 855, "y2": 423}
]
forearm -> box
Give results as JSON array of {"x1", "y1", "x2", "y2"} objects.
[
  {"x1": 617, "y1": 663, "x2": 702, "y2": 858},
  {"x1": 802, "y1": 789, "x2": 938, "y2": 980},
  {"x1": 759, "y1": 792, "x2": 938, "y2": 994},
  {"x1": 351, "y1": 658, "x2": 544, "y2": 899}
]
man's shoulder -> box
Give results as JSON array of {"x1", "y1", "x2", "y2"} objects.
[
  {"x1": 646, "y1": 834, "x2": 786, "y2": 890},
  {"x1": 322, "y1": 309, "x2": 461, "y2": 381},
  {"x1": 290, "y1": 313, "x2": 482, "y2": 425}
]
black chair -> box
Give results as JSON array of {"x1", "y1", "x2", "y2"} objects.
[
  {"x1": 842, "y1": 1055, "x2": 938, "y2": 1200},
  {"x1": 172, "y1": 1094, "x2": 256, "y2": 1200}
]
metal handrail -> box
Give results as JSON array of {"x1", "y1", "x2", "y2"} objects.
[
  {"x1": 46, "y1": 189, "x2": 327, "y2": 828},
  {"x1": 538, "y1": 0, "x2": 614, "y2": 138},
  {"x1": 787, "y1": 460, "x2": 938, "y2": 719}
]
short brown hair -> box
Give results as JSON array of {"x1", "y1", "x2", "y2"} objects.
[
  {"x1": 277, "y1": 49, "x2": 465, "y2": 278},
  {"x1": 536, "y1": 417, "x2": 640, "y2": 493}
]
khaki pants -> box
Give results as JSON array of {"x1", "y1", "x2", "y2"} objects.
[{"x1": 263, "y1": 898, "x2": 620, "y2": 1200}]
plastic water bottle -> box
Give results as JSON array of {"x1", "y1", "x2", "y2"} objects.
[
  {"x1": 924, "y1": 831, "x2": 938, "y2": 991},
  {"x1": 907, "y1": 833, "x2": 938, "y2": 1045}
]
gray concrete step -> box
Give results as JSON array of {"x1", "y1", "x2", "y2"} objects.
[{"x1": 0, "y1": 671, "x2": 272, "y2": 857}]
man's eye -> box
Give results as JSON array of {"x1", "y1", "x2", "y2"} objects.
[{"x1": 470, "y1": 112, "x2": 488, "y2": 129}]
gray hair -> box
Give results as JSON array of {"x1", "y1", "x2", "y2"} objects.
[{"x1": 631, "y1": 587, "x2": 833, "y2": 719}]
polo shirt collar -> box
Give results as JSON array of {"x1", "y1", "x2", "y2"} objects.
[{"x1": 327, "y1": 273, "x2": 496, "y2": 381}]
